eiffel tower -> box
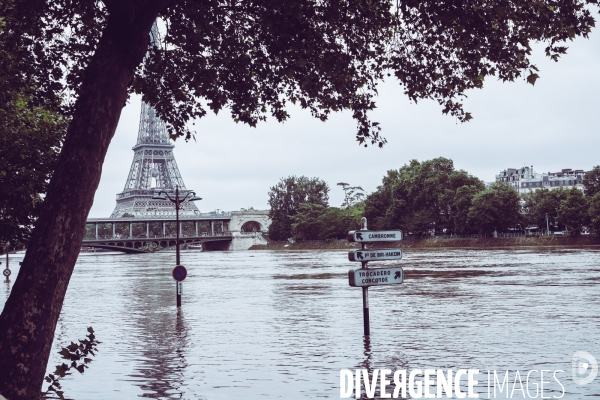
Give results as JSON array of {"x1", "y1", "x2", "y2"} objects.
[{"x1": 110, "y1": 23, "x2": 199, "y2": 218}]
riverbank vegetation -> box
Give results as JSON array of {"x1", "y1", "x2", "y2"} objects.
[
  {"x1": 267, "y1": 160, "x2": 600, "y2": 242},
  {"x1": 267, "y1": 176, "x2": 365, "y2": 241},
  {"x1": 251, "y1": 235, "x2": 600, "y2": 251}
]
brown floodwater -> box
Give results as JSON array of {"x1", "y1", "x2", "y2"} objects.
[{"x1": 2, "y1": 248, "x2": 599, "y2": 399}]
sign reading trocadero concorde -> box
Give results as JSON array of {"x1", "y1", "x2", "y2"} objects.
[{"x1": 348, "y1": 267, "x2": 404, "y2": 287}]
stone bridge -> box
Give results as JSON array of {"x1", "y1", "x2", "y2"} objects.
[
  {"x1": 227, "y1": 208, "x2": 270, "y2": 250},
  {"x1": 83, "y1": 209, "x2": 270, "y2": 253}
]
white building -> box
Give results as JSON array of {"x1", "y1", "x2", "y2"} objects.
[{"x1": 496, "y1": 166, "x2": 586, "y2": 195}]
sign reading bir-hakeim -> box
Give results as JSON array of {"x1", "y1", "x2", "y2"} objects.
[{"x1": 82, "y1": 23, "x2": 270, "y2": 254}]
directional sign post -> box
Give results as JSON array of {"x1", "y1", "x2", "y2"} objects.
[
  {"x1": 347, "y1": 219, "x2": 403, "y2": 336},
  {"x1": 172, "y1": 265, "x2": 187, "y2": 307},
  {"x1": 348, "y1": 267, "x2": 404, "y2": 287},
  {"x1": 348, "y1": 230, "x2": 403, "y2": 243},
  {"x1": 348, "y1": 248, "x2": 403, "y2": 262}
]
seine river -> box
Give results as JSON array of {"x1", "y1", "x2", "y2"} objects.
[{"x1": 2, "y1": 248, "x2": 600, "y2": 399}]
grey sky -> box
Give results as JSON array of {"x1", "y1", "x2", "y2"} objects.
[{"x1": 89, "y1": 32, "x2": 600, "y2": 218}]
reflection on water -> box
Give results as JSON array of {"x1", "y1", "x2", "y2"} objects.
[
  {"x1": 128, "y1": 295, "x2": 189, "y2": 398},
  {"x1": 4, "y1": 279, "x2": 10, "y2": 299},
  {"x1": 2, "y1": 248, "x2": 600, "y2": 399}
]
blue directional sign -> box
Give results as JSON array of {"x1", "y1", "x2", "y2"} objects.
[{"x1": 172, "y1": 265, "x2": 187, "y2": 281}]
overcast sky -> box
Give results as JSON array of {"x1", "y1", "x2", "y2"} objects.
[{"x1": 89, "y1": 32, "x2": 600, "y2": 218}]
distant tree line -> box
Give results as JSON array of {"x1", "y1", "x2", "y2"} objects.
[
  {"x1": 267, "y1": 176, "x2": 365, "y2": 241},
  {"x1": 267, "y1": 161, "x2": 600, "y2": 240}
]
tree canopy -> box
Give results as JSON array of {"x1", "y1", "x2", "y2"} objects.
[
  {"x1": 0, "y1": 92, "x2": 65, "y2": 248},
  {"x1": 557, "y1": 187, "x2": 589, "y2": 235},
  {"x1": 453, "y1": 184, "x2": 483, "y2": 234},
  {"x1": 521, "y1": 187, "x2": 568, "y2": 232},
  {"x1": 468, "y1": 182, "x2": 521, "y2": 235},
  {"x1": 2, "y1": 0, "x2": 598, "y2": 147},
  {"x1": 588, "y1": 193, "x2": 600, "y2": 233},
  {"x1": 292, "y1": 204, "x2": 359, "y2": 240},
  {"x1": 337, "y1": 182, "x2": 365, "y2": 212},
  {"x1": 275, "y1": 161, "x2": 600, "y2": 240},
  {"x1": 363, "y1": 157, "x2": 484, "y2": 235},
  {"x1": 0, "y1": 9, "x2": 67, "y2": 248},
  {"x1": 267, "y1": 176, "x2": 329, "y2": 240},
  {"x1": 583, "y1": 166, "x2": 600, "y2": 197}
]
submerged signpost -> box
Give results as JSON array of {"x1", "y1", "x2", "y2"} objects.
[
  {"x1": 348, "y1": 266, "x2": 404, "y2": 287},
  {"x1": 348, "y1": 248, "x2": 403, "y2": 262},
  {"x1": 153, "y1": 186, "x2": 201, "y2": 308},
  {"x1": 3, "y1": 243, "x2": 9, "y2": 283},
  {"x1": 172, "y1": 265, "x2": 187, "y2": 307},
  {"x1": 347, "y1": 219, "x2": 403, "y2": 336}
]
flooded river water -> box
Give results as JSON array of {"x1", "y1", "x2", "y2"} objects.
[{"x1": 2, "y1": 248, "x2": 599, "y2": 399}]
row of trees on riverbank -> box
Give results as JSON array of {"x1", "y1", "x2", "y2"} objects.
[{"x1": 267, "y1": 159, "x2": 600, "y2": 240}]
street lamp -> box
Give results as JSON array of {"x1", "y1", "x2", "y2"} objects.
[{"x1": 153, "y1": 185, "x2": 201, "y2": 307}]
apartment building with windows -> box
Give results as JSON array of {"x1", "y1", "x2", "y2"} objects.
[{"x1": 496, "y1": 166, "x2": 586, "y2": 195}]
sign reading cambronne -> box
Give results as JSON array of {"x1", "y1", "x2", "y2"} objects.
[
  {"x1": 347, "y1": 230, "x2": 403, "y2": 243},
  {"x1": 348, "y1": 248, "x2": 403, "y2": 262},
  {"x1": 348, "y1": 267, "x2": 404, "y2": 287}
]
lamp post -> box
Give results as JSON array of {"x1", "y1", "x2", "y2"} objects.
[{"x1": 153, "y1": 185, "x2": 201, "y2": 307}]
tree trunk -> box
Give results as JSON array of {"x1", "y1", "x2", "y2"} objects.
[{"x1": 0, "y1": 3, "x2": 167, "y2": 398}]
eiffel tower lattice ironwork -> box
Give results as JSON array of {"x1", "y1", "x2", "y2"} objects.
[{"x1": 110, "y1": 23, "x2": 199, "y2": 218}]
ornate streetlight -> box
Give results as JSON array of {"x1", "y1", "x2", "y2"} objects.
[{"x1": 153, "y1": 185, "x2": 201, "y2": 307}]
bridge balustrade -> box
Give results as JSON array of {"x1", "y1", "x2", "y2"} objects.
[
  {"x1": 84, "y1": 217, "x2": 230, "y2": 241},
  {"x1": 81, "y1": 211, "x2": 261, "y2": 253}
]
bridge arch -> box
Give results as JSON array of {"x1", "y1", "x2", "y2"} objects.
[
  {"x1": 241, "y1": 220, "x2": 263, "y2": 232},
  {"x1": 227, "y1": 209, "x2": 271, "y2": 250},
  {"x1": 229, "y1": 209, "x2": 271, "y2": 234}
]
